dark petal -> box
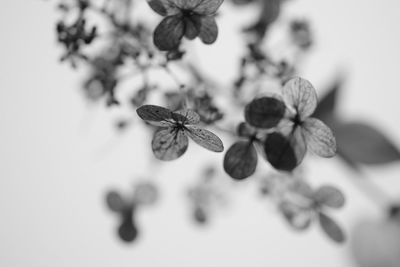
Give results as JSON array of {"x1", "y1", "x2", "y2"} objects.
[
  {"x1": 184, "y1": 15, "x2": 201, "y2": 40},
  {"x1": 152, "y1": 128, "x2": 189, "y2": 160},
  {"x1": 105, "y1": 191, "x2": 124, "y2": 212},
  {"x1": 185, "y1": 125, "x2": 224, "y2": 152},
  {"x1": 118, "y1": 220, "x2": 138, "y2": 242},
  {"x1": 237, "y1": 122, "x2": 257, "y2": 138},
  {"x1": 245, "y1": 96, "x2": 286, "y2": 129},
  {"x1": 314, "y1": 185, "x2": 345, "y2": 209},
  {"x1": 335, "y1": 122, "x2": 400, "y2": 165},
  {"x1": 193, "y1": 0, "x2": 224, "y2": 15},
  {"x1": 136, "y1": 105, "x2": 174, "y2": 126},
  {"x1": 318, "y1": 212, "x2": 346, "y2": 243},
  {"x1": 302, "y1": 118, "x2": 336, "y2": 158},
  {"x1": 154, "y1": 15, "x2": 185, "y2": 51},
  {"x1": 283, "y1": 77, "x2": 317, "y2": 120},
  {"x1": 198, "y1": 16, "x2": 218, "y2": 44},
  {"x1": 280, "y1": 202, "x2": 312, "y2": 231},
  {"x1": 223, "y1": 141, "x2": 258, "y2": 180},
  {"x1": 147, "y1": 0, "x2": 180, "y2": 15},
  {"x1": 264, "y1": 129, "x2": 306, "y2": 171},
  {"x1": 173, "y1": 109, "x2": 200, "y2": 125}
]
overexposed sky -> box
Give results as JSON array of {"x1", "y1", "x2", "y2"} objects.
[{"x1": 0, "y1": 1, "x2": 400, "y2": 267}]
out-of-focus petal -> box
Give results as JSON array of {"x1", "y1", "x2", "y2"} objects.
[
  {"x1": 318, "y1": 212, "x2": 346, "y2": 243},
  {"x1": 302, "y1": 118, "x2": 336, "y2": 158},
  {"x1": 198, "y1": 16, "x2": 218, "y2": 44},
  {"x1": 185, "y1": 125, "x2": 224, "y2": 152},
  {"x1": 283, "y1": 77, "x2": 317, "y2": 120},
  {"x1": 154, "y1": 15, "x2": 185, "y2": 51},
  {"x1": 314, "y1": 185, "x2": 345, "y2": 209},
  {"x1": 152, "y1": 128, "x2": 188, "y2": 160}
]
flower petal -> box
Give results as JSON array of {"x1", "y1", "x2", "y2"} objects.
[
  {"x1": 185, "y1": 125, "x2": 224, "y2": 152},
  {"x1": 302, "y1": 118, "x2": 336, "y2": 158},
  {"x1": 136, "y1": 105, "x2": 174, "y2": 126},
  {"x1": 283, "y1": 77, "x2": 317, "y2": 120},
  {"x1": 314, "y1": 185, "x2": 345, "y2": 209},
  {"x1": 184, "y1": 15, "x2": 201, "y2": 40},
  {"x1": 173, "y1": 109, "x2": 200, "y2": 124},
  {"x1": 223, "y1": 141, "x2": 258, "y2": 180},
  {"x1": 153, "y1": 15, "x2": 185, "y2": 51},
  {"x1": 147, "y1": 0, "x2": 180, "y2": 16},
  {"x1": 193, "y1": 0, "x2": 224, "y2": 15},
  {"x1": 198, "y1": 16, "x2": 218, "y2": 44},
  {"x1": 106, "y1": 191, "x2": 125, "y2": 212},
  {"x1": 318, "y1": 212, "x2": 346, "y2": 243},
  {"x1": 264, "y1": 128, "x2": 306, "y2": 171},
  {"x1": 244, "y1": 96, "x2": 286, "y2": 129},
  {"x1": 152, "y1": 128, "x2": 188, "y2": 160},
  {"x1": 280, "y1": 202, "x2": 312, "y2": 231}
]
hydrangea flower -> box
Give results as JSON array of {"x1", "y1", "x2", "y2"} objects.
[
  {"x1": 147, "y1": 0, "x2": 224, "y2": 51},
  {"x1": 264, "y1": 77, "x2": 337, "y2": 170},
  {"x1": 137, "y1": 105, "x2": 224, "y2": 160}
]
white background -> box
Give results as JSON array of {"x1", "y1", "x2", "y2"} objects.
[{"x1": 0, "y1": 0, "x2": 400, "y2": 266}]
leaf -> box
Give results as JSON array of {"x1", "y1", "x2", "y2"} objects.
[
  {"x1": 136, "y1": 105, "x2": 172, "y2": 122},
  {"x1": 318, "y1": 212, "x2": 345, "y2": 243},
  {"x1": 153, "y1": 15, "x2": 185, "y2": 51},
  {"x1": 264, "y1": 129, "x2": 306, "y2": 171},
  {"x1": 106, "y1": 191, "x2": 124, "y2": 212},
  {"x1": 314, "y1": 185, "x2": 345, "y2": 209},
  {"x1": 198, "y1": 16, "x2": 218, "y2": 44},
  {"x1": 152, "y1": 128, "x2": 188, "y2": 160},
  {"x1": 244, "y1": 96, "x2": 286, "y2": 129},
  {"x1": 192, "y1": 0, "x2": 224, "y2": 15},
  {"x1": 185, "y1": 126, "x2": 224, "y2": 152},
  {"x1": 280, "y1": 202, "x2": 312, "y2": 231},
  {"x1": 302, "y1": 118, "x2": 337, "y2": 158},
  {"x1": 283, "y1": 77, "x2": 317, "y2": 120},
  {"x1": 223, "y1": 141, "x2": 258, "y2": 180},
  {"x1": 313, "y1": 77, "x2": 342, "y2": 122},
  {"x1": 335, "y1": 122, "x2": 400, "y2": 165},
  {"x1": 173, "y1": 109, "x2": 200, "y2": 125}
]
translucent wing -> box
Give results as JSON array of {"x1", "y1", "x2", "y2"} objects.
[
  {"x1": 185, "y1": 125, "x2": 224, "y2": 152},
  {"x1": 152, "y1": 128, "x2": 188, "y2": 160}
]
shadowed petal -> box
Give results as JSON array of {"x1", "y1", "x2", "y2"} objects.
[
  {"x1": 302, "y1": 118, "x2": 336, "y2": 158},
  {"x1": 185, "y1": 125, "x2": 224, "y2": 152},
  {"x1": 154, "y1": 15, "x2": 185, "y2": 51},
  {"x1": 184, "y1": 16, "x2": 201, "y2": 39},
  {"x1": 264, "y1": 128, "x2": 306, "y2": 171},
  {"x1": 152, "y1": 128, "x2": 188, "y2": 160},
  {"x1": 136, "y1": 105, "x2": 175, "y2": 126},
  {"x1": 223, "y1": 141, "x2": 257, "y2": 180},
  {"x1": 244, "y1": 96, "x2": 286, "y2": 129},
  {"x1": 198, "y1": 16, "x2": 218, "y2": 44},
  {"x1": 283, "y1": 77, "x2": 317, "y2": 120},
  {"x1": 193, "y1": 0, "x2": 224, "y2": 15}
]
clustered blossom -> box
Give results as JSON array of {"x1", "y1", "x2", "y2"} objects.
[
  {"x1": 147, "y1": 0, "x2": 224, "y2": 51},
  {"x1": 136, "y1": 105, "x2": 224, "y2": 160}
]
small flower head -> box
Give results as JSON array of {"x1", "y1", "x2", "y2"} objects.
[
  {"x1": 147, "y1": 0, "x2": 224, "y2": 50},
  {"x1": 137, "y1": 105, "x2": 224, "y2": 160}
]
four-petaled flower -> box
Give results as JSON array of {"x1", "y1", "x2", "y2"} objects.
[
  {"x1": 147, "y1": 0, "x2": 224, "y2": 51},
  {"x1": 137, "y1": 105, "x2": 224, "y2": 160}
]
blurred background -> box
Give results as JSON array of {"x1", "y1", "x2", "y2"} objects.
[{"x1": 0, "y1": 0, "x2": 400, "y2": 266}]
